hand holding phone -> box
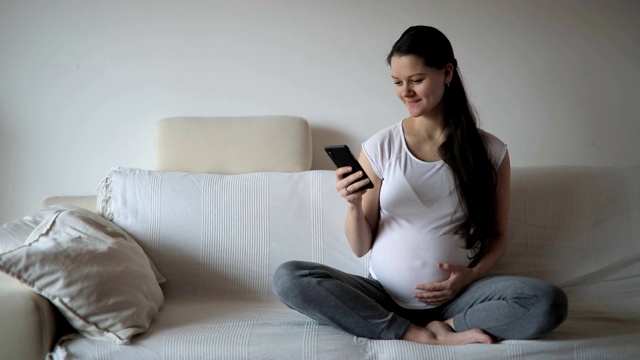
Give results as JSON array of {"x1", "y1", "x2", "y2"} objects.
[{"x1": 324, "y1": 145, "x2": 374, "y2": 190}]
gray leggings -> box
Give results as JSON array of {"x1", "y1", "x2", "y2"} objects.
[{"x1": 273, "y1": 261, "x2": 568, "y2": 340}]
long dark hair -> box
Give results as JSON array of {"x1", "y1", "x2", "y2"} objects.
[{"x1": 387, "y1": 26, "x2": 497, "y2": 265}]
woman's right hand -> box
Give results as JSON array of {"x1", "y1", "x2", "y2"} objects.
[{"x1": 335, "y1": 167, "x2": 371, "y2": 205}]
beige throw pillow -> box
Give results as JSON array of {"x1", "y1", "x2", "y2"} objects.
[
  {"x1": 0, "y1": 205, "x2": 166, "y2": 284},
  {"x1": 0, "y1": 207, "x2": 60, "y2": 253},
  {"x1": 0, "y1": 206, "x2": 164, "y2": 344}
]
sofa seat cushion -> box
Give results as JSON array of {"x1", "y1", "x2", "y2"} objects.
[{"x1": 52, "y1": 295, "x2": 640, "y2": 359}]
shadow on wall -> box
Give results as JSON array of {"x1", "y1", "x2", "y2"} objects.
[
  {"x1": 0, "y1": 115, "x2": 17, "y2": 206},
  {"x1": 310, "y1": 124, "x2": 361, "y2": 171}
]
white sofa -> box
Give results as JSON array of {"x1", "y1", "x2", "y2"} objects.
[{"x1": 1, "y1": 116, "x2": 639, "y2": 360}]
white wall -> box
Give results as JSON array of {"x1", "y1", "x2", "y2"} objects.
[{"x1": 1, "y1": 0, "x2": 638, "y2": 224}]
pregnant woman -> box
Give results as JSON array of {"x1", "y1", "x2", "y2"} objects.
[{"x1": 273, "y1": 25, "x2": 568, "y2": 345}]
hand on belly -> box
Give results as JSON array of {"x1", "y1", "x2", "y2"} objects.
[
  {"x1": 413, "y1": 263, "x2": 479, "y2": 307},
  {"x1": 370, "y1": 231, "x2": 471, "y2": 309},
  {"x1": 371, "y1": 260, "x2": 450, "y2": 309}
]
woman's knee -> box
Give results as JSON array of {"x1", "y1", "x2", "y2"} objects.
[
  {"x1": 513, "y1": 278, "x2": 569, "y2": 339},
  {"x1": 273, "y1": 261, "x2": 306, "y2": 295},
  {"x1": 534, "y1": 282, "x2": 568, "y2": 334},
  {"x1": 273, "y1": 261, "x2": 324, "y2": 300},
  {"x1": 479, "y1": 277, "x2": 568, "y2": 339}
]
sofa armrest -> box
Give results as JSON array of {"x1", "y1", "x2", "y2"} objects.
[
  {"x1": 42, "y1": 196, "x2": 97, "y2": 211},
  {"x1": 0, "y1": 273, "x2": 58, "y2": 360}
]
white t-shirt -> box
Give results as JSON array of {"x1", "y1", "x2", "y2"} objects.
[{"x1": 362, "y1": 120, "x2": 507, "y2": 309}]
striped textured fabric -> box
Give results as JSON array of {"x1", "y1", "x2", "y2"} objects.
[
  {"x1": 52, "y1": 166, "x2": 640, "y2": 359},
  {"x1": 94, "y1": 168, "x2": 369, "y2": 302}
]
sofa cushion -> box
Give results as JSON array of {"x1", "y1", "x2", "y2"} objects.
[
  {"x1": 54, "y1": 296, "x2": 640, "y2": 359},
  {"x1": 96, "y1": 166, "x2": 640, "y2": 317},
  {"x1": 96, "y1": 167, "x2": 367, "y2": 301},
  {"x1": 0, "y1": 206, "x2": 165, "y2": 344},
  {"x1": 155, "y1": 116, "x2": 312, "y2": 174},
  {"x1": 488, "y1": 166, "x2": 640, "y2": 325}
]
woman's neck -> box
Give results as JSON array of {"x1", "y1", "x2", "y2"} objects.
[
  {"x1": 402, "y1": 116, "x2": 448, "y2": 163},
  {"x1": 407, "y1": 115, "x2": 446, "y2": 141}
]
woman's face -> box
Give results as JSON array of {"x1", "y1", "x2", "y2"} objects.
[{"x1": 390, "y1": 55, "x2": 448, "y2": 119}]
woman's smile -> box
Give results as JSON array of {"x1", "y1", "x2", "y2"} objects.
[{"x1": 391, "y1": 55, "x2": 447, "y2": 119}]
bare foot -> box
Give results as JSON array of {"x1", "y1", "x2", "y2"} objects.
[{"x1": 401, "y1": 322, "x2": 493, "y2": 345}]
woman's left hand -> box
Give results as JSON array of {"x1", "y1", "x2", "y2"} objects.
[{"x1": 414, "y1": 263, "x2": 479, "y2": 306}]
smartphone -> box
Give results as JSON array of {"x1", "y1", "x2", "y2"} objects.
[{"x1": 324, "y1": 145, "x2": 374, "y2": 190}]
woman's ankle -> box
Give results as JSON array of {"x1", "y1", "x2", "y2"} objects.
[{"x1": 400, "y1": 324, "x2": 436, "y2": 343}]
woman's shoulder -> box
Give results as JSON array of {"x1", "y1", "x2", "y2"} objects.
[
  {"x1": 363, "y1": 121, "x2": 404, "y2": 159},
  {"x1": 477, "y1": 129, "x2": 505, "y2": 146},
  {"x1": 367, "y1": 121, "x2": 402, "y2": 142},
  {"x1": 362, "y1": 121, "x2": 404, "y2": 179},
  {"x1": 478, "y1": 129, "x2": 508, "y2": 169}
]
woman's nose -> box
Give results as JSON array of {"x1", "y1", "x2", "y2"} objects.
[{"x1": 401, "y1": 84, "x2": 414, "y2": 97}]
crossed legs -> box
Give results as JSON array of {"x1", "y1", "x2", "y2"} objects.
[{"x1": 273, "y1": 261, "x2": 567, "y2": 344}]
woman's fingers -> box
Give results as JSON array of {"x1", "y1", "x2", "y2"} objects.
[
  {"x1": 335, "y1": 166, "x2": 353, "y2": 180},
  {"x1": 335, "y1": 168, "x2": 369, "y2": 195},
  {"x1": 348, "y1": 177, "x2": 371, "y2": 193},
  {"x1": 342, "y1": 178, "x2": 370, "y2": 197},
  {"x1": 414, "y1": 291, "x2": 452, "y2": 305}
]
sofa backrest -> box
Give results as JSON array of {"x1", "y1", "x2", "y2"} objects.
[
  {"x1": 490, "y1": 166, "x2": 640, "y2": 319},
  {"x1": 98, "y1": 168, "x2": 366, "y2": 302},
  {"x1": 98, "y1": 165, "x2": 640, "y2": 316},
  {"x1": 43, "y1": 115, "x2": 312, "y2": 210},
  {"x1": 155, "y1": 116, "x2": 312, "y2": 174}
]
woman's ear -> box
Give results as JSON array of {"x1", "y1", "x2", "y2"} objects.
[{"x1": 443, "y1": 63, "x2": 454, "y2": 84}]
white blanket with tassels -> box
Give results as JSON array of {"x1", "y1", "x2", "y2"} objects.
[{"x1": 53, "y1": 166, "x2": 640, "y2": 359}]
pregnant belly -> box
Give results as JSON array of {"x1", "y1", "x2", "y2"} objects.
[{"x1": 370, "y1": 232, "x2": 470, "y2": 309}]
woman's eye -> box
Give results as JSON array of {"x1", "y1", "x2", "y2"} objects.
[
  {"x1": 411, "y1": 79, "x2": 423, "y2": 84},
  {"x1": 393, "y1": 81, "x2": 402, "y2": 86}
]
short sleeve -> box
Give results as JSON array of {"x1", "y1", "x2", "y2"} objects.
[
  {"x1": 479, "y1": 130, "x2": 508, "y2": 169},
  {"x1": 361, "y1": 123, "x2": 400, "y2": 180},
  {"x1": 362, "y1": 136, "x2": 385, "y2": 180}
]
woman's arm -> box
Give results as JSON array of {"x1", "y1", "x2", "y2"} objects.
[
  {"x1": 464, "y1": 149, "x2": 511, "y2": 279},
  {"x1": 337, "y1": 151, "x2": 382, "y2": 258},
  {"x1": 414, "y1": 150, "x2": 511, "y2": 305}
]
